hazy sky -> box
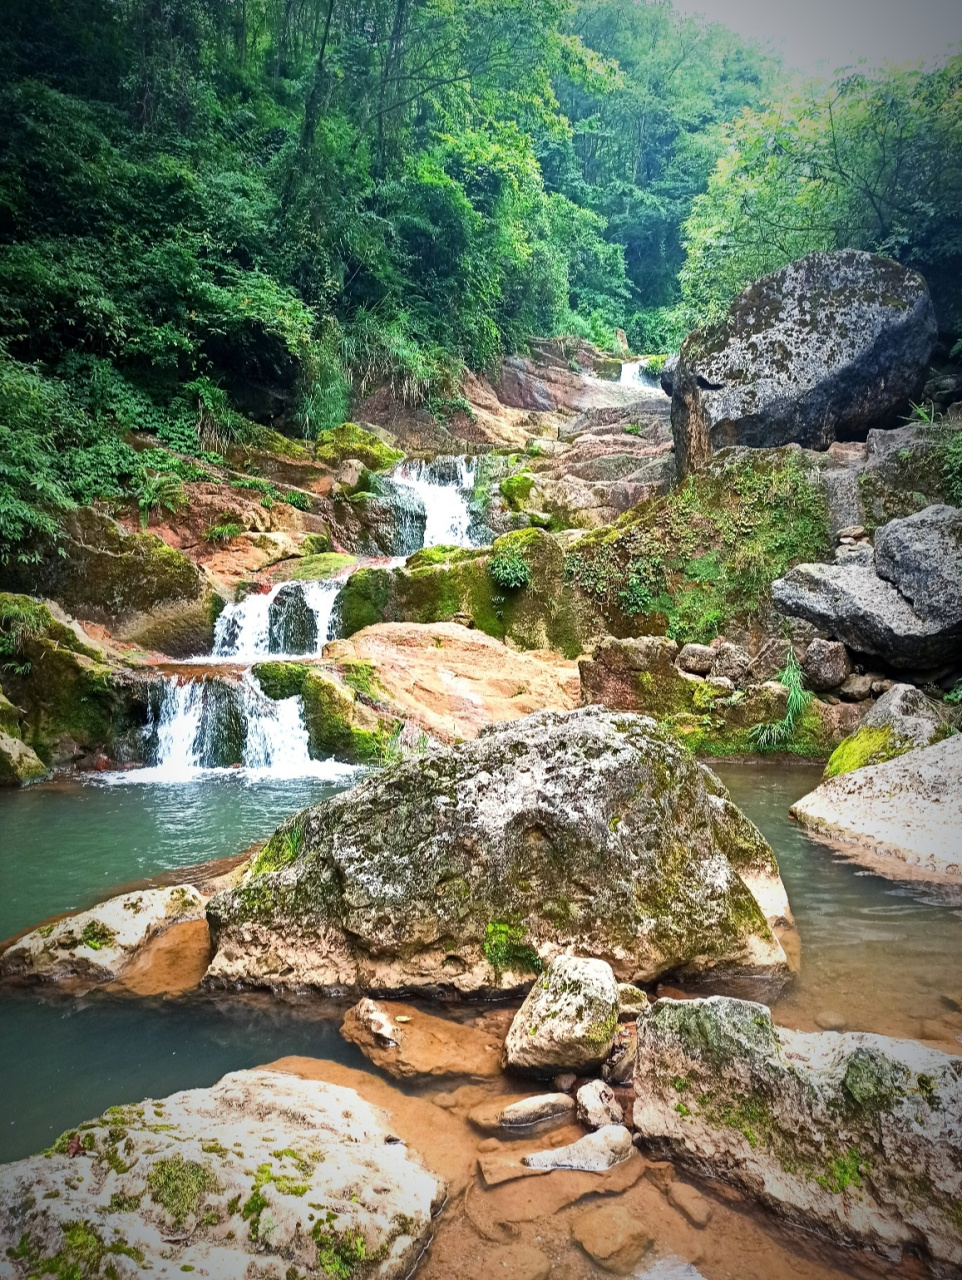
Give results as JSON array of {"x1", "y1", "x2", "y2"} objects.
[{"x1": 673, "y1": 0, "x2": 962, "y2": 72}]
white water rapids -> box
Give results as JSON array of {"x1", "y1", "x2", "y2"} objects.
[{"x1": 143, "y1": 456, "x2": 481, "y2": 779}]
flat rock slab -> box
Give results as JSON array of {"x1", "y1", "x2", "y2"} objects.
[
  {"x1": 472, "y1": 1151, "x2": 645, "y2": 1226},
  {"x1": 572, "y1": 1202, "x2": 653, "y2": 1271},
  {"x1": 790, "y1": 735, "x2": 962, "y2": 880},
  {"x1": 0, "y1": 1068, "x2": 444, "y2": 1278},
  {"x1": 341, "y1": 998, "x2": 503, "y2": 1079},
  {"x1": 667, "y1": 1182, "x2": 714, "y2": 1228},
  {"x1": 0, "y1": 886, "x2": 205, "y2": 985}
]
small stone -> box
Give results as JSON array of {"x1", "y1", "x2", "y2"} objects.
[
  {"x1": 709, "y1": 642, "x2": 751, "y2": 685},
  {"x1": 553, "y1": 1072, "x2": 578, "y2": 1094},
  {"x1": 477, "y1": 1243, "x2": 551, "y2": 1280},
  {"x1": 668, "y1": 1182, "x2": 713, "y2": 1228},
  {"x1": 645, "y1": 1160, "x2": 676, "y2": 1191},
  {"x1": 502, "y1": 954, "x2": 619, "y2": 1077},
  {"x1": 814, "y1": 1010, "x2": 847, "y2": 1031},
  {"x1": 604, "y1": 1026, "x2": 637, "y2": 1086},
  {"x1": 523, "y1": 1125, "x2": 633, "y2": 1172},
  {"x1": 478, "y1": 1137, "x2": 501, "y2": 1152},
  {"x1": 432, "y1": 1092, "x2": 458, "y2": 1109},
  {"x1": 478, "y1": 1156, "x2": 550, "y2": 1187},
  {"x1": 577, "y1": 1079, "x2": 624, "y2": 1129},
  {"x1": 802, "y1": 638, "x2": 852, "y2": 691},
  {"x1": 676, "y1": 643, "x2": 715, "y2": 675},
  {"x1": 572, "y1": 1204, "x2": 653, "y2": 1272},
  {"x1": 871, "y1": 679, "x2": 895, "y2": 696},
  {"x1": 839, "y1": 673, "x2": 874, "y2": 701},
  {"x1": 748, "y1": 638, "x2": 791, "y2": 683},
  {"x1": 838, "y1": 525, "x2": 867, "y2": 540},
  {"x1": 500, "y1": 1093, "x2": 576, "y2": 1128},
  {"x1": 617, "y1": 983, "x2": 649, "y2": 1019}
]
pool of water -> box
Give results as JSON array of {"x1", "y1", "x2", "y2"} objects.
[
  {"x1": 0, "y1": 772, "x2": 354, "y2": 940},
  {"x1": 713, "y1": 761, "x2": 962, "y2": 1045}
]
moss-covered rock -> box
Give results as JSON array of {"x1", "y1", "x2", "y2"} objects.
[
  {"x1": 0, "y1": 730, "x2": 47, "y2": 785},
  {"x1": 313, "y1": 422, "x2": 404, "y2": 473},
  {"x1": 502, "y1": 955, "x2": 620, "y2": 1077},
  {"x1": 252, "y1": 661, "x2": 397, "y2": 764},
  {"x1": 0, "y1": 509, "x2": 224, "y2": 657},
  {"x1": 0, "y1": 593, "x2": 151, "y2": 766},
  {"x1": 206, "y1": 707, "x2": 792, "y2": 996},
  {"x1": 285, "y1": 552, "x2": 357, "y2": 581},
  {"x1": 823, "y1": 682, "x2": 955, "y2": 778},
  {"x1": 634, "y1": 995, "x2": 962, "y2": 1272}
]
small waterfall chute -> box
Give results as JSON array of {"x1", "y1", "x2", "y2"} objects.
[
  {"x1": 391, "y1": 456, "x2": 489, "y2": 548},
  {"x1": 211, "y1": 579, "x2": 343, "y2": 661},
  {"x1": 136, "y1": 672, "x2": 356, "y2": 782}
]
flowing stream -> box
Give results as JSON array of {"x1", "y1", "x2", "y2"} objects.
[{"x1": 146, "y1": 455, "x2": 485, "y2": 779}]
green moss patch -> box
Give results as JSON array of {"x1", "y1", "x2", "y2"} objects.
[
  {"x1": 500, "y1": 471, "x2": 535, "y2": 511},
  {"x1": 286, "y1": 553, "x2": 357, "y2": 581},
  {"x1": 147, "y1": 1155, "x2": 219, "y2": 1227},
  {"x1": 823, "y1": 724, "x2": 913, "y2": 778},
  {"x1": 313, "y1": 424, "x2": 403, "y2": 473}
]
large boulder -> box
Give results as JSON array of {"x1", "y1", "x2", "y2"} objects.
[
  {"x1": 633, "y1": 996, "x2": 962, "y2": 1271},
  {"x1": 0, "y1": 729, "x2": 47, "y2": 785},
  {"x1": 0, "y1": 1068, "x2": 443, "y2": 1278},
  {"x1": 0, "y1": 886, "x2": 206, "y2": 985},
  {"x1": 772, "y1": 506, "x2": 962, "y2": 669},
  {"x1": 671, "y1": 251, "x2": 937, "y2": 477},
  {"x1": 502, "y1": 955, "x2": 620, "y2": 1076},
  {"x1": 206, "y1": 707, "x2": 792, "y2": 995},
  {"x1": 790, "y1": 735, "x2": 962, "y2": 881},
  {"x1": 823, "y1": 683, "x2": 955, "y2": 778}
]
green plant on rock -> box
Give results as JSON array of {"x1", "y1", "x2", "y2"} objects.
[
  {"x1": 817, "y1": 1147, "x2": 869, "y2": 1194},
  {"x1": 134, "y1": 470, "x2": 187, "y2": 531},
  {"x1": 80, "y1": 920, "x2": 116, "y2": 951},
  {"x1": 749, "y1": 652, "x2": 812, "y2": 752},
  {"x1": 147, "y1": 1155, "x2": 219, "y2": 1227},
  {"x1": 482, "y1": 921, "x2": 542, "y2": 980},
  {"x1": 206, "y1": 522, "x2": 245, "y2": 543},
  {"x1": 488, "y1": 547, "x2": 532, "y2": 590}
]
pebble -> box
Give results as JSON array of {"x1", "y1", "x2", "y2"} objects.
[
  {"x1": 501, "y1": 1093, "x2": 576, "y2": 1127},
  {"x1": 553, "y1": 1072, "x2": 577, "y2": 1093},
  {"x1": 814, "y1": 1010, "x2": 847, "y2": 1032},
  {"x1": 523, "y1": 1124, "x2": 633, "y2": 1172},
  {"x1": 577, "y1": 1079, "x2": 624, "y2": 1129},
  {"x1": 432, "y1": 1092, "x2": 458, "y2": 1109},
  {"x1": 572, "y1": 1203, "x2": 653, "y2": 1271},
  {"x1": 668, "y1": 1182, "x2": 713, "y2": 1228},
  {"x1": 477, "y1": 1137, "x2": 501, "y2": 1153}
]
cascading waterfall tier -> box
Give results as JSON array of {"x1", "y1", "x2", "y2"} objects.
[
  {"x1": 211, "y1": 579, "x2": 343, "y2": 662},
  {"x1": 390, "y1": 456, "x2": 488, "y2": 548},
  {"x1": 139, "y1": 671, "x2": 355, "y2": 782}
]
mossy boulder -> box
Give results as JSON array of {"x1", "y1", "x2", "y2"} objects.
[
  {"x1": 634, "y1": 995, "x2": 962, "y2": 1272},
  {"x1": 0, "y1": 508, "x2": 224, "y2": 657},
  {"x1": 0, "y1": 730, "x2": 47, "y2": 785},
  {"x1": 0, "y1": 593, "x2": 151, "y2": 766},
  {"x1": 206, "y1": 707, "x2": 792, "y2": 996},
  {"x1": 502, "y1": 956, "x2": 620, "y2": 1077},
  {"x1": 0, "y1": 1069, "x2": 443, "y2": 1278},
  {"x1": 672, "y1": 250, "x2": 937, "y2": 477},
  {"x1": 252, "y1": 661, "x2": 396, "y2": 764},
  {"x1": 313, "y1": 422, "x2": 404, "y2": 473},
  {"x1": 824, "y1": 683, "x2": 955, "y2": 779}
]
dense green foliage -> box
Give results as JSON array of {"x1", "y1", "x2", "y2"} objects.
[
  {"x1": 0, "y1": 0, "x2": 956, "y2": 564},
  {"x1": 680, "y1": 57, "x2": 962, "y2": 331}
]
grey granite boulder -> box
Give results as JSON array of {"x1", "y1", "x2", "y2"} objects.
[
  {"x1": 207, "y1": 706, "x2": 791, "y2": 995},
  {"x1": 633, "y1": 996, "x2": 962, "y2": 1271},
  {"x1": 671, "y1": 251, "x2": 936, "y2": 477},
  {"x1": 801, "y1": 638, "x2": 851, "y2": 691},
  {"x1": 773, "y1": 506, "x2": 962, "y2": 668}
]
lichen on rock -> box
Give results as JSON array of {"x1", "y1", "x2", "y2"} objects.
[{"x1": 206, "y1": 706, "x2": 792, "y2": 996}]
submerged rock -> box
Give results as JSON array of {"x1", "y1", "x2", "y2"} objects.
[
  {"x1": 773, "y1": 505, "x2": 962, "y2": 669},
  {"x1": 340, "y1": 998, "x2": 502, "y2": 1079},
  {"x1": 0, "y1": 886, "x2": 205, "y2": 985},
  {"x1": 206, "y1": 707, "x2": 792, "y2": 995},
  {"x1": 633, "y1": 996, "x2": 962, "y2": 1271},
  {"x1": 671, "y1": 250, "x2": 936, "y2": 477},
  {"x1": 790, "y1": 735, "x2": 962, "y2": 880},
  {"x1": 0, "y1": 1068, "x2": 443, "y2": 1278},
  {"x1": 823, "y1": 683, "x2": 955, "y2": 778},
  {"x1": 523, "y1": 1125, "x2": 633, "y2": 1172},
  {"x1": 503, "y1": 956, "x2": 620, "y2": 1077}
]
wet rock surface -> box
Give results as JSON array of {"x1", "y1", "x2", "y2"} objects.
[
  {"x1": 0, "y1": 886, "x2": 205, "y2": 986},
  {"x1": 206, "y1": 707, "x2": 791, "y2": 995},
  {"x1": 633, "y1": 995, "x2": 962, "y2": 1271},
  {"x1": 0, "y1": 1067, "x2": 443, "y2": 1279},
  {"x1": 670, "y1": 250, "x2": 937, "y2": 476},
  {"x1": 790, "y1": 734, "x2": 962, "y2": 879},
  {"x1": 341, "y1": 998, "x2": 503, "y2": 1079}
]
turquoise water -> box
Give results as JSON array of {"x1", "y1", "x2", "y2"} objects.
[
  {"x1": 1, "y1": 762, "x2": 960, "y2": 1165},
  {"x1": 0, "y1": 772, "x2": 353, "y2": 940}
]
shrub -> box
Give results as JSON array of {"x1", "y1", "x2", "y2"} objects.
[{"x1": 488, "y1": 547, "x2": 532, "y2": 590}]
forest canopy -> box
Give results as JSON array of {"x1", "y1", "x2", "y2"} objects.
[{"x1": 0, "y1": 0, "x2": 958, "y2": 561}]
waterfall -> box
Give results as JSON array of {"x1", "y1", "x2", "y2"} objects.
[
  {"x1": 211, "y1": 579, "x2": 342, "y2": 661},
  {"x1": 135, "y1": 672, "x2": 356, "y2": 782},
  {"x1": 391, "y1": 456, "x2": 486, "y2": 548},
  {"x1": 620, "y1": 360, "x2": 659, "y2": 387}
]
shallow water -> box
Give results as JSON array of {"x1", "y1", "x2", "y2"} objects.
[
  {"x1": 713, "y1": 761, "x2": 962, "y2": 1044},
  {"x1": 0, "y1": 773, "x2": 353, "y2": 940}
]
